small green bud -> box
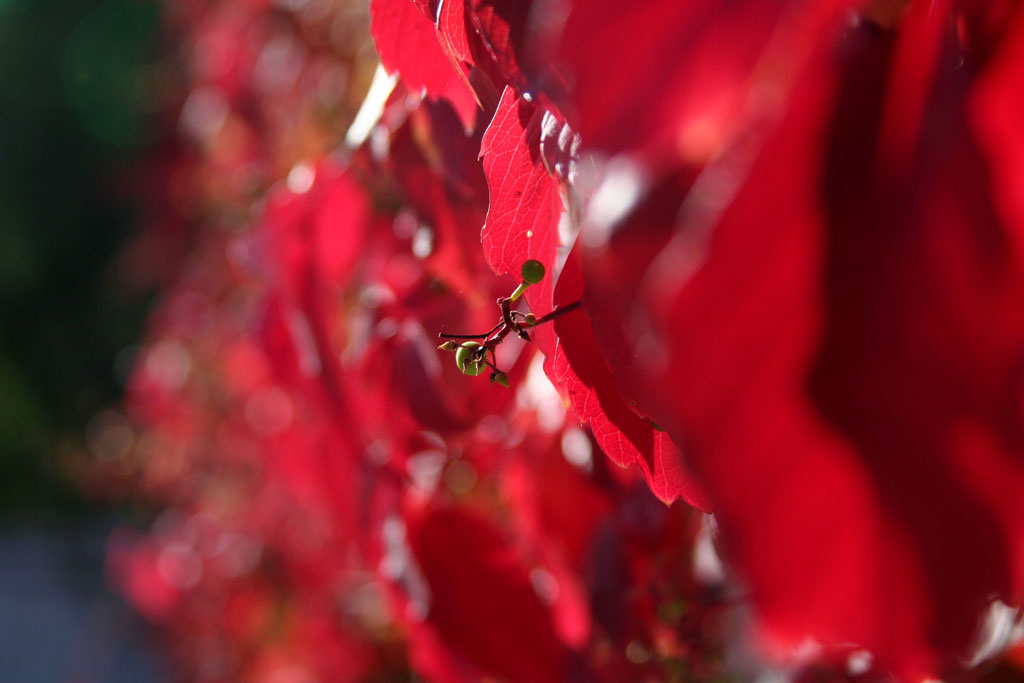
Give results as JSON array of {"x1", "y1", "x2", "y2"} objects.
[
  {"x1": 520, "y1": 259, "x2": 546, "y2": 284},
  {"x1": 524, "y1": 313, "x2": 537, "y2": 326},
  {"x1": 455, "y1": 341, "x2": 486, "y2": 376},
  {"x1": 490, "y1": 371, "x2": 510, "y2": 388},
  {"x1": 437, "y1": 340, "x2": 458, "y2": 352}
]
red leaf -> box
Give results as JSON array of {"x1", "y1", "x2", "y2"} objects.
[
  {"x1": 436, "y1": 0, "x2": 474, "y2": 71},
  {"x1": 434, "y1": 0, "x2": 553, "y2": 106},
  {"x1": 313, "y1": 171, "x2": 370, "y2": 287},
  {"x1": 371, "y1": 0, "x2": 477, "y2": 128},
  {"x1": 261, "y1": 166, "x2": 369, "y2": 451},
  {"x1": 435, "y1": 0, "x2": 505, "y2": 109},
  {"x1": 467, "y1": 0, "x2": 530, "y2": 89},
  {"x1": 502, "y1": 434, "x2": 614, "y2": 570},
  {"x1": 973, "y1": 4, "x2": 1024, "y2": 265},
  {"x1": 264, "y1": 163, "x2": 367, "y2": 297},
  {"x1": 955, "y1": 0, "x2": 1022, "y2": 66},
  {"x1": 556, "y1": 0, "x2": 850, "y2": 169},
  {"x1": 479, "y1": 85, "x2": 562, "y2": 320},
  {"x1": 404, "y1": 502, "x2": 570, "y2": 683},
  {"x1": 386, "y1": 102, "x2": 490, "y2": 294},
  {"x1": 585, "y1": 15, "x2": 1024, "y2": 678},
  {"x1": 409, "y1": 0, "x2": 435, "y2": 19},
  {"x1": 553, "y1": 243, "x2": 710, "y2": 511}
]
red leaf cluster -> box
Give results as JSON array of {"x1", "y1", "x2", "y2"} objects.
[{"x1": 83, "y1": 0, "x2": 1024, "y2": 680}]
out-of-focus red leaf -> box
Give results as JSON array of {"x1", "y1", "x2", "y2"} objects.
[
  {"x1": 313, "y1": 172, "x2": 370, "y2": 287},
  {"x1": 552, "y1": 243, "x2": 710, "y2": 511},
  {"x1": 261, "y1": 167, "x2": 370, "y2": 453},
  {"x1": 556, "y1": 0, "x2": 850, "y2": 170},
  {"x1": 501, "y1": 432, "x2": 611, "y2": 648},
  {"x1": 479, "y1": 85, "x2": 561, "y2": 321},
  {"x1": 584, "y1": 15, "x2": 1024, "y2": 678},
  {"x1": 579, "y1": 168, "x2": 699, "y2": 430},
  {"x1": 503, "y1": 434, "x2": 613, "y2": 569},
  {"x1": 955, "y1": 0, "x2": 1022, "y2": 66},
  {"x1": 386, "y1": 104, "x2": 489, "y2": 295},
  {"x1": 370, "y1": 0, "x2": 478, "y2": 129},
  {"x1": 264, "y1": 164, "x2": 368, "y2": 296},
  {"x1": 404, "y1": 502, "x2": 570, "y2": 683},
  {"x1": 964, "y1": 0, "x2": 1024, "y2": 594},
  {"x1": 876, "y1": 0, "x2": 954, "y2": 178},
  {"x1": 973, "y1": 4, "x2": 1024, "y2": 267},
  {"x1": 404, "y1": 97, "x2": 489, "y2": 200},
  {"x1": 610, "y1": 50, "x2": 886, "y2": 669},
  {"x1": 108, "y1": 531, "x2": 183, "y2": 621}
]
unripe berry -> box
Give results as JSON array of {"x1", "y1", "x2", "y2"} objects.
[
  {"x1": 520, "y1": 259, "x2": 545, "y2": 285},
  {"x1": 455, "y1": 341, "x2": 485, "y2": 376}
]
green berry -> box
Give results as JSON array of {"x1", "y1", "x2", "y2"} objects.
[
  {"x1": 455, "y1": 341, "x2": 485, "y2": 376},
  {"x1": 520, "y1": 259, "x2": 546, "y2": 285}
]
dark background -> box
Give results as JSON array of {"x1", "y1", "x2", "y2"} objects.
[
  {"x1": 0, "y1": 0, "x2": 156, "y2": 517},
  {"x1": 0, "y1": 0, "x2": 166, "y2": 679}
]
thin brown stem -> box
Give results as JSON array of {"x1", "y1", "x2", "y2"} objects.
[
  {"x1": 438, "y1": 321, "x2": 504, "y2": 340},
  {"x1": 438, "y1": 332, "x2": 488, "y2": 340},
  {"x1": 530, "y1": 299, "x2": 582, "y2": 326}
]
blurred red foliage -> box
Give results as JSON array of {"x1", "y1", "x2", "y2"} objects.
[{"x1": 85, "y1": 0, "x2": 1024, "y2": 680}]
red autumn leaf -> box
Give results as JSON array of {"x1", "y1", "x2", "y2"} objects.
[
  {"x1": 434, "y1": 0, "x2": 556, "y2": 106},
  {"x1": 583, "y1": 14, "x2": 1024, "y2": 678},
  {"x1": 263, "y1": 164, "x2": 368, "y2": 297},
  {"x1": 260, "y1": 167, "x2": 371, "y2": 455},
  {"x1": 467, "y1": 0, "x2": 530, "y2": 90},
  {"x1": 502, "y1": 432, "x2": 614, "y2": 570},
  {"x1": 370, "y1": 0, "x2": 477, "y2": 129},
  {"x1": 385, "y1": 101, "x2": 490, "y2": 295},
  {"x1": 409, "y1": 0, "x2": 435, "y2": 20},
  {"x1": 552, "y1": 242, "x2": 711, "y2": 511},
  {"x1": 435, "y1": 0, "x2": 505, "y2": 109},
  {"x1": 403, "y1": 502, "x2": 570, "y2": 683},
  {"x1": 436, "y1": 0, "x2": 473, "y2": 76},
  {"x1": 972, "y1": 4, "x2": 1024, "y2": 262},
  {"x1": 370, "y1": 0, "x2": 456, "y2": 94},
  {"x1": 576, "y1": 167, "x2": 700, "y2": 431},
  {"x1": 955, "y1": 0, "x2": 1022, "y2": 66},
  {"x1": 314, "y1": 172, "x2": 371, "y2": 287},
  {"x1": 555, "y1": 0, "x2": 851, "y2": 169},
  {"x1": 500, "y1": 431, "x2": 610, "y2": 648},
  {"x1": 479, "y1": 85, "x2": 561, "y2": 321}
]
